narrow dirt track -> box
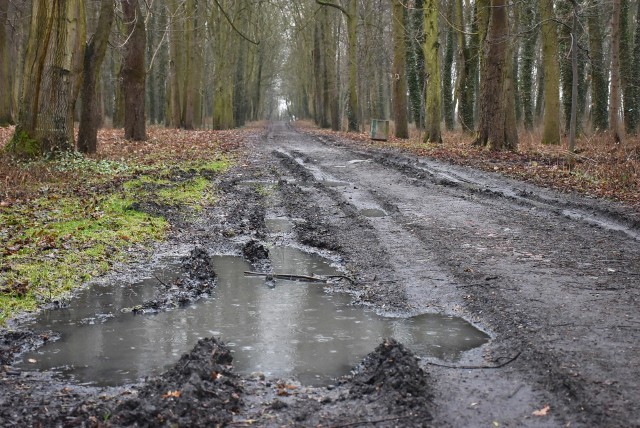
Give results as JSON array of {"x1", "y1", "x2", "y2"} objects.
[{"x1": 258, "y1": 122, "x2": 640, "y2": 427}]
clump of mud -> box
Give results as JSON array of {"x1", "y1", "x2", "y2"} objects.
[
  {"x1": 128, "y1": 247, "x2": 217, "y2": 314},
  {"x1": 0, "y1": 330, "x2": 57, "y2": 366},
  {"x1": 113, "y1": 338, "x2": 242, "y2": 426},
  {"x1": 349, "y1": 338, "x2": 432, "y2": 416},
  {"x1": 181, "y1": 246, "x2": 217, "y2": 282},
  {"x1": 242, "y1": 240, "x2": 269, "y2": 263}
]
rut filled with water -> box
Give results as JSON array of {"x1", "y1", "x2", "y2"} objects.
[{"x1": 18, "y1": 246, "x2": 489, "y2": 386}]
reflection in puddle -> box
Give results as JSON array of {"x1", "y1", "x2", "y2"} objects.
[
  {"x1": 19, "y1": 247, "x2": 489, "y2": 386},
  {"x1": 265, "y1": 218, "x2": 294, "y2": 234},
  {"x1": 360, "y1": 208, "x2": 387, "y2": 217}
]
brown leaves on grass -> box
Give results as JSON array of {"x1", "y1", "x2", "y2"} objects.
[{"x1": 297, "y1": 122, "x2": 639, "y2": 210}]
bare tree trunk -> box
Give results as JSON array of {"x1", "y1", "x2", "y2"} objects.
[
  {"x1": 423, "y1": 0, "x2": 442, "y2": 143},
  {"x1": 10, "y1": 0, "x2": 85, "y2": 156},
  {"x1": 0, "y1": 0, "x2": 12, "y2": 125},
  {"x1": 392, "y1": 0, "x2": 408, "y2": 138},
  {"x1": 609, "y1": 0, "x2": 622, "y2": 142},
  {"x1": 588, "y1": 0, "x2": 608, "y2": 131},
  {"x1": 121, "y1": 0, "x2": 146, "y2": 140},
  {"x1": 539, "y1": 0, "x2": 560, "y2": 145},
  {"x1": 472, "y1": 0, "x2": 517, "y2": 150},
  {"x1": 569, "y1": 0, "x2": 579, "y2": 154},
  {"x1": 78, "y1": 0, "x2": 114, "y2": 153}
]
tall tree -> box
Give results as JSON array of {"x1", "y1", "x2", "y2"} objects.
[
  {"x1": 316, "y1": 0, "x2": 359, "y2": 131},
  {"x1": 539, "y1": 0, "x2": 561, "y2": 145},
  {"x1": 587, "y1": 0, "x2": 608, "y2": 131},
  {"x1": 518, "y1": 4, "x2": 537, "y2": 130},
  {"x1": 609, "y1": 0, "x2": 622, "y2": 142},
  {"x1": 9, "y1": 0, "x2": 86, "y2": 156},
  {"x1": 619, "y1": 0, "x2": 634, "y2": 134},
  {"x1": 629, "y1": 0, "x2": 640, "y2": 134},
  {"x1": 442, "y1": 0, "x2": 455, "y2": 131},
  {"x1": 407, "y1": 0, "x2": 425, "y2": 129},
  {"x1": 0, "y1": 0, "x2": 12, "y2": 125},
  {"x1": 120, "y1": 0, "x2": 146, "y2": 140},
  {"x1": 392, "y1": 0, "x2": 408, "y2": 138},
  {"x1": 423, "y1": 0, "x2": 442, "y2": 143},
  {"x1": 472, "y1": 0, "x2": 517, "y2": 150},
  {"x1": 78, "y1": 0, "x2": 115, "y2": 153},
  {"x1": 455, "y1": 0, "x2": 475, "y2": 132}
]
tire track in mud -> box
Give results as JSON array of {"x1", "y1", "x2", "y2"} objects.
[{"x1": 264, "y1": 122, "x2": 640, "y2": 427}]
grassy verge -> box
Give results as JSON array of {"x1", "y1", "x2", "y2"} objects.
[{"x1": 0, "y1": 127, "x2": 244, "y2": 324}]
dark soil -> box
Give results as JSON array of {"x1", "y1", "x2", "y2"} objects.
[
  {"x1": 128, "y1": 247, "x2": 217, "y2": 314},
  {"x1": 112, "y1": 338, "x2": 242, "y2": 427},
  {"x1": 1, "y1": 121, "x2": 639, "y2": 427}
]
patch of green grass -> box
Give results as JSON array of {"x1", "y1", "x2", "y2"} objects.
[
  {"x1": 0, "y1": 155, "x2": 232, "y2": 324},
  {"x1": 0, "y1": 192, "x2": 168, "y2": 324}
]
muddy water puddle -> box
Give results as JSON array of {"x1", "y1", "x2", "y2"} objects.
[
  {"x1": 18, "y1": 247, "x2": 488, "y2": 386},
  {"x1": 360, "y1": 208, "x2": 387, "y2": 218}
]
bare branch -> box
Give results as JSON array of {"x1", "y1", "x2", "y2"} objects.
[
  {"x1": 213, "y1": 0, "x2": 259, "y2": 45},
  {"x1": 315, "y1": 0, "x2": 349, "y2": 17}
]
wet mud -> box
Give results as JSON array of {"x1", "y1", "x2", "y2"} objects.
[
  {"x1": 126, "y1": 247, "x2": 217, "y2": 314},
  {"x1": 1, "y1": 122, "x2": 639, "y2": 427}
]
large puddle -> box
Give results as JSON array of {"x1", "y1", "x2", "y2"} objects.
[{"x1": 18, "y1": 247, "x2": 489, "y2": 386}]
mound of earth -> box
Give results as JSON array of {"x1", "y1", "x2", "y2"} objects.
[
  {"x1": 129, "y1": 247, "x2": 217, "y2": 314},
  {"x1": 350, "y1": 338, "x2": 432, "y2": 416},
  {"x1": 242, "y1": 239, "x2": 269, "y2": 263},
  {"x1": 0, "y1": 330, "x2": 57, "y2": 366},
  {"x1": 112, "y1": 338, "x2": 242, "y2": 427}
]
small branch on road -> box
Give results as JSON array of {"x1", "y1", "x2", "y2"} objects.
[
  {"x1": 426, "y1": 352, "x2": 521, "y2": 370},
  {"x1": 243, "y1": 271, "x2": 354, "y2": 284}
]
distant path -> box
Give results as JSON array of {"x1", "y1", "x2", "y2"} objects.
[{"x1": 261, "y1": 121, "x2": 640, "y2": 427}]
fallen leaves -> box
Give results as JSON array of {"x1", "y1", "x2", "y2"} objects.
[
  {"x1": 275, "y1": 383, "x2": 297, "y2": 397},
  {"x1": 532, "y1": 405, "x2": 551, "y2": 416},
  {"x1": 162, "y1": 390, "x2": 182, "y2": 399}
]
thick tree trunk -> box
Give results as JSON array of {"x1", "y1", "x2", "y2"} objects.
[
  {"x1": 121, "y1": 0, "x2": 146, "y2": 141},
  {"x1": 423, "y1": 0, "x2": 442, "y2": 143},
  {"x1": 391, "y1": 0, "x2": 408, "y2": 138},
  {"x1": 0, "y1": 0, "x2": 12, "y2": 125},
  {"x1": 78, "y1": 0, "x2": 114, "y2": 153},
  {"x1": 472, "y1": 0, "x2": 517, "y2": 151},
  {"x1": 539, "y1": 0, "x2": 560, "y2": 145},
  {"x1": 10, "y1": 0, "x2": 85, "y2": 156}
]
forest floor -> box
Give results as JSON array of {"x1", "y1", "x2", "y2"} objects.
[{"x1": 0, "y1": 122, "x2": 639, "y2": 427}]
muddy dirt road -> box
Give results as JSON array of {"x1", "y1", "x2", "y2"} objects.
[{"x1": 2, "y1": 122, "x2": 639, "y2": 427}]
